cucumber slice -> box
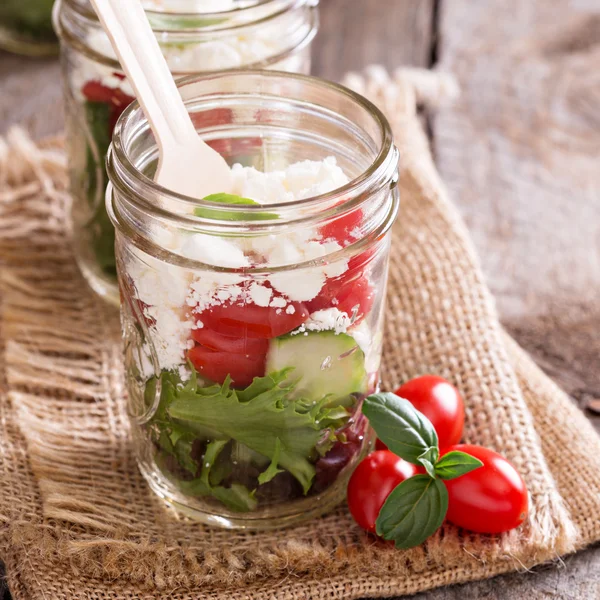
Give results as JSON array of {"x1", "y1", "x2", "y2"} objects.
[{"x1": 266, "y1": 331, "x2": 368, "y2": 404}]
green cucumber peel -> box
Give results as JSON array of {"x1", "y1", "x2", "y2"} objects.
[{"x1": 362, "y1": 392, "x2": 484, "y2": 548}]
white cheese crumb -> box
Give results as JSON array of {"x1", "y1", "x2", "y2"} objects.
[
  {"x1": 293, "y1": 308, "x2": 351, "y2": 335},
  {"x1": 249, "y1": 282, "x2": 273, "y2": 307},
  {"x1": 179, "y1": 233, "x2": 250, "y2": 268},
  {"x1": 270, "y1": 296, "x2": 287, "y2": 308},
  {"x1": 270, "y1": 270, "x2": 325, "y2": 302},
  {"x1": 285, "y1": 305, "x2": 296, "y2": 315}
]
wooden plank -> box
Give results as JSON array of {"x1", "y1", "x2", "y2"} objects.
[
  {"x1": 0, "y1": 51, "x2": 64, "y2": 138},
  {"x1": 312, "y1": 0, "x2": 434, "y2": 79},
  {"x1": 430, "y1": 1, "x2": 600, "y2": 598},
  {"x1": 433, "y1": 0, "x2": 600, "y2": 434}
]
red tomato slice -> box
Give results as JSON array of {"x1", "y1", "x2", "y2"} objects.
[
  {"x1": 82, "y1": 80, "x2": 117, "y2": 103},
  {"x1": 308, "y1": 275, "x2": 374, "y2": 323},
  {"x1": 190, "y1": 108, "x2": 233, "y2": 130},
  {"x1": 191, "y1": 327, "x2": 269, "y2": 355},
  {"x1": 188, "y1": 345, "x2": 265, "y2": 388},
  {"x1": 198, "y1": 301, "x2": 309, "y2": 339},
  {"x1": 320, "y1": 203, "x2": 363, "y2": 246}
]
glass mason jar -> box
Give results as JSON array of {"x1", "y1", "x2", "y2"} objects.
[
  {"x1": 0, "y1": 0, "x2": 58, "y2": 56},
  {"x1": 53, "y1": 0, "x2": 319, "y2": 305},
  {"x1": 106, "y1": 71, "x2": 399, "y2": 529}
]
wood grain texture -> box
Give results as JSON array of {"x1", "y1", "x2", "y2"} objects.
[
  {"x1": 0, "y1": 51, "x2": 64, "y2": 138},
  {"x1": 433, "y1": 0, "x2": 600, "y2": 435},
  {"x1": 312, "y1": 0, "x2": 434, "y2": 79},
  {"x1": 428, "y1": 1, "x2": 600, "y2": 597}
]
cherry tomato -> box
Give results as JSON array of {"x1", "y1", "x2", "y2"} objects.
[
  {"x1": 375, "y1": 438, "x2": 388, "y2": 452},
  {"x1": 347, "y1": 450, "x2": 419, "y2": 534},
  {"x1": 394, "y1": 375, "x2": 464, "y2": 448},
  {"x1": 443, "y1": 444, "x2": 528, "y2": 534},
  {"x1": 191, "y1": 327, "x2": 269, "y2": 355},
  {"x1": 187, "y1": 345, "x2": 265, "y2": 388},
  {"x1": 198, "y1": 301, "x2": 309, "y2": 339}
]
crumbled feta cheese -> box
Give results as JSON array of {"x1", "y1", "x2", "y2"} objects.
[
  {"x1": 270, "y1": 270, "x2": 325, "y2": 302},
  {"x1": 186, "y1": 272, "x2": 245, "y2": 311},
  {"x1": 249, "y1": 282, "x2": 273, "y2": 307},
  {"x1": 179, "y1": 233, "x2": 250, "y2": 268},
  {"x1": 230, "y1": 157, "x2": 349, "y2": 205},
  {"x1": 285, "y1": 305, "x2": 296, "y2": 315},
  {"x1": 231, "y1": 165, "x2": 294, "y2": 205},
  {"x1": 284, "y1": 157, "x2": 350, "y2": 199},
  {"x1": 293, "y1": 308, "x2": 351, "y2": 335},
  {"x1": 270, "y1": 296, "x2": 287, "y2": 308}
]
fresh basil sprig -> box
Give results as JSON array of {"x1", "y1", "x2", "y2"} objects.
[{"x1": 362, "y1": 392, "x2": 483, "y2": 548}]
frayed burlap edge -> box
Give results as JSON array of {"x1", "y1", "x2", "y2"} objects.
[{"x1": 0, "y1": 69, "x2": 599, "y2": 600}]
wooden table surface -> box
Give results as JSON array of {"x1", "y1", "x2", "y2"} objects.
[{"x1": 1, "y1": 0, "x2": 599, "y2": 598}]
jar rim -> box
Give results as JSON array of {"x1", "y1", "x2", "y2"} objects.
[
  {"x1": 54, "y1": 0, "x2": 318, "y2": 73},
  {"x1": 108, "y1": 69, "x2": 399, "y2": 231},
  {"x1": 59, "y1": 0, "x2": 315, "y2": 34}
]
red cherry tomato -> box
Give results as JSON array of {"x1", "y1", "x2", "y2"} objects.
[
  {"x1": 191, "y1": 327, "x2": 269, "y2": 355},
  {"x1": 443, "y1": 444, "x2": 528, "y2": 534},
  {"x1": 375, "y1": 438, "x2": 388, "y2": 452},
  {"x1": 187, "y1": 345, "x2": 265, "y2": 388},
  {"x1": 394, "y1": 375, "x2": 464, "y2": 448},
  {"x1": 198, "y1": 301, "x2": 309, "y2": 339},
  {"x1": 347, "y1": 450, "x2": 419, "y2": 534}
]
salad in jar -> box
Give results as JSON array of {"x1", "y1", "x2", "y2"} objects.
[
  {"x1": 107, "y1": 71, "x2": 399, "y2": 528},
  {"x1": 54, "y1": 0, "x2": 319, "y2": 303},
  {"x1": 122, "y1": 159, "x2": 384, "y2": 517}
]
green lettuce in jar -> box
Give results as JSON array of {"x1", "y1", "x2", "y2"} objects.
[{"x1": 0, "y1": 0, "x2": 57, "y2": 45}]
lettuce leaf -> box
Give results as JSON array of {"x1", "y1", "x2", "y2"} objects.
[
  {"x1": 147, "y1": 366, "x2": 352, "y2": 503},
  {"x1": 167, "y1": 370, "x2": 325, "y2": 493}
]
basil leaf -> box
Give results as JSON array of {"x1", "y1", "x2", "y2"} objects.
[
  {"x1": 434, "y1": 450, "x2": 483, "y2": 480},
  {"x1": 417, "y1": 447, "x2": 439, "y2": 479},
  {"x1": 194, "y1": 193, "x2": 278, "y2": 221},
  {"x1": 376, "y1": 475, "x2": 448, "y2": 549},
  {"x1": 362, "y1": 393, "x2": 439, "y2": 464}
]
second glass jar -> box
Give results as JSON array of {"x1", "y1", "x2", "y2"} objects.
[
  {"x1": 106, "y1": 71, "x2": 399, "y2": 528},
  {"x1": 54, "y1": 0, "x2": 319, "y2": 304}
]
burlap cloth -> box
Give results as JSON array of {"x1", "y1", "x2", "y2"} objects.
[{"x1": 0, "y1": 68, "x2": 599, "y2": 600}]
